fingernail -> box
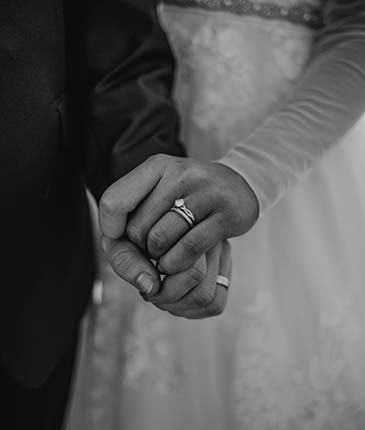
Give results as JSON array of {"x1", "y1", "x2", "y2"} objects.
[{"x1": 136, "y1": 272, "x2": 154, "y2": 295}]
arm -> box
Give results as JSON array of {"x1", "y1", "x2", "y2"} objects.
[
  {"x1": 217, "y1": 0, "x2": 365, "y2": 216},
  {"x1": 66, "y1": 0, "x2": 185, "y2": 200}
]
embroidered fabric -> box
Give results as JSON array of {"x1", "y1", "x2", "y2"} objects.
[{"x1": 163, "y1": 0, "x2": 324, "y2": 29}]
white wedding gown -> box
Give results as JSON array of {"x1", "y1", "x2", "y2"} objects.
[{"x1": 68, "y1": 1, "x2": 365, "y2": 429}]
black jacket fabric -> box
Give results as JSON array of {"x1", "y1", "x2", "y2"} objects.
[{"x1": 0, "y1": 0, "x2": 184, "y2": 388}]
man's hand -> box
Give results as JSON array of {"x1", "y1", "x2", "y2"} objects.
[
  {"x1": 99, "y1": 154, "x2": 258, "y2": 275},
  {"x1": 101, "y1": 236, "x2": 231, "y2": 319}
]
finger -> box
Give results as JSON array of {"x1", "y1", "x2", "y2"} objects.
[
  {"x1": 125, "y1": 175, "x2": 181, "y2": 251},
  {"x1": 146, "y1": 191, "x2": 212, "y2": 260},
  {"x1": 101, "y1": 235, "x2": 160, "y2": 296},
  {"x1": 175, "y1": 284, "x2": 228, "y2": 319},
  {"x1": 219, "y1": 240, "x2": 232, "y2": 279},
  {"x1": 99, "y1": 155, "x2": 165, "y2": 239},
  {"x1": 156, "y1": 243, "x2": 220, "y2": 314},
  {"x1": 162, "y1": 242, "x2": 231, "y2": 319},
  {"x1": 148, "y1": 255, "x2": 207, "y2": 305},
  {"x1": 158, "y1": 214, "x2": 226, "y2": 275},
  {"x1": 186, "y1": 241, "x2": 231, "y2": 318}
]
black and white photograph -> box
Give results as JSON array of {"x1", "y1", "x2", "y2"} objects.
[{"x1": 1, "y1": 0, "x2": 365, "y2": 429}]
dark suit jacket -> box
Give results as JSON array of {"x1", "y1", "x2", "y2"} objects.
[{"x1": 0, "y1": 0, "x2": 184, "y2": 388}]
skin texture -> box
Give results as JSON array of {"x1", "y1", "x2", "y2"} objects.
[{"x1": 99, "y1": 154, "x2": 258, "y2": 318}]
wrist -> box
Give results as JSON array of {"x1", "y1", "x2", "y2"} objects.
[{"x1": 213, "y1": 162, "x2": 260, "y2": 233}]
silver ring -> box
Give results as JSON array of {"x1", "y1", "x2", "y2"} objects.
[
  {"x1": 169, "y1": 198, "x2": 196, "y2": 229},
  {"x1": 216, "y1": 275, "x2": 230, "y2": 289}
]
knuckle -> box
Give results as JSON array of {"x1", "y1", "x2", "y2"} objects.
[
  {"x1": 186, "y1": 265, "x2": 205, "y2": 287},
  {"x1": 191, "y1": 287, "x2": 215, "y2": 308},
  {"x1": 146, "y1": 153, "x2": 159, "y2": 164},
  {"x1": 206, "y1": 301, "x2": 225, "y2": 317},
  {"x1": 126, "y1": 221, "x2": 145, "y2": 247},
  {"x1": 151, "y1": 284, "x2": 177, "y2": 304},
  {"x1": 147, "y1": 228, "x2": 167, "y2": 255},
  {"x1": 99, "y1": 193, "x2": 118, "y2": 218},
  {"x1": 166, "y1": 156, "x2": 190, "y2": 178},
  {"x1": 169, "y1": 156, "x2": 185, "y2": 172},
  {"x1": 147, "y1": 153, "x2": 170, "y2": 166},
  {"x1": 183, "y1": 236, "x2": 204, "y2": 259},
  {"x1": 181, "y1": 163, "x2": 209, "y2": 186}
]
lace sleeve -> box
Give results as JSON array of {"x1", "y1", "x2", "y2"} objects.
[{"x1": 217, "y1": 0, "x2": 365, "y2": 216}]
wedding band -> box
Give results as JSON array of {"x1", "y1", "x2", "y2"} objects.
[
  {"x1": 169, "y1": 198, "x2": 196, "y2": 229},
  {"x1": 216, "y1": 275, "x2": 230, "y2": 289}
]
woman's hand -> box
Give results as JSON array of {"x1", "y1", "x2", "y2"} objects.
[{"x1": 99, "y1": 154, "x2": 259, "y2": 275}]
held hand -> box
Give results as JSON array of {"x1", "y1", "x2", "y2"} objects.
[
  {"x1": 101, "y1": 236, "x2": 231, "y2": 319},
  {"x1": 148, "y1": 241, "x2": 231, "y2": 319},
  {"x1": 99, "y1": 154, "x2": 258, "y2": 275}
]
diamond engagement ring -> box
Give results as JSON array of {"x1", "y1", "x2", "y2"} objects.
[
  {"x1": 169, "y1": 198, "x2": 196, "y2": 228},
  {"x1": 216, "y1": 275, "x2": 230, "y2": 290}
]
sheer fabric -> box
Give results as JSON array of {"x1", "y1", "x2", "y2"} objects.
[{"x1": 218, "y1": 0, "x2": 365, "y2": 214}]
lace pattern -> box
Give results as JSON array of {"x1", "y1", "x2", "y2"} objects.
[
  {"x1": 159, "y1": 2, "x2": 315, "y2": 160},
  {"x1": 163, "y1": 0, "x2": 324, "y2": 29}
]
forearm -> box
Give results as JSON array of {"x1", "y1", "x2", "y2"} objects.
[{"x1": 218, "y1": 0, "x2": 365, "y2": 216}]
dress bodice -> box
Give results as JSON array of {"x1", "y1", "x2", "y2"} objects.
[
  {"x1": 159, "y1": 0, "x2": 325, "y2": 160},
  {"x1": 163, "y1": 0, "x2": 325, "y2": 30}
]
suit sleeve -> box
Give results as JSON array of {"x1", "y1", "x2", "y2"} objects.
[
  {"x1": 217, "y1": 0, "x2": 365, "y2": 217},
  {"x1": 74, "y1": 0, "x2": 185, "y2": 200}
]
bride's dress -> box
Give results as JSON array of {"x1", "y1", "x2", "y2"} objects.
[{"x1": 68, "y1": 1, "x2": 365, "y2": 429}]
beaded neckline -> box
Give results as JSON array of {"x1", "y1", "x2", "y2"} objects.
[{"x1": 162, "y1": 0, "x2": 324, "y2": 30}]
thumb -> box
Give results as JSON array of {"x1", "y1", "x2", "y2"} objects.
[{"x1": 101, "y1": 235, "x2": 161, "y2": 296}]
